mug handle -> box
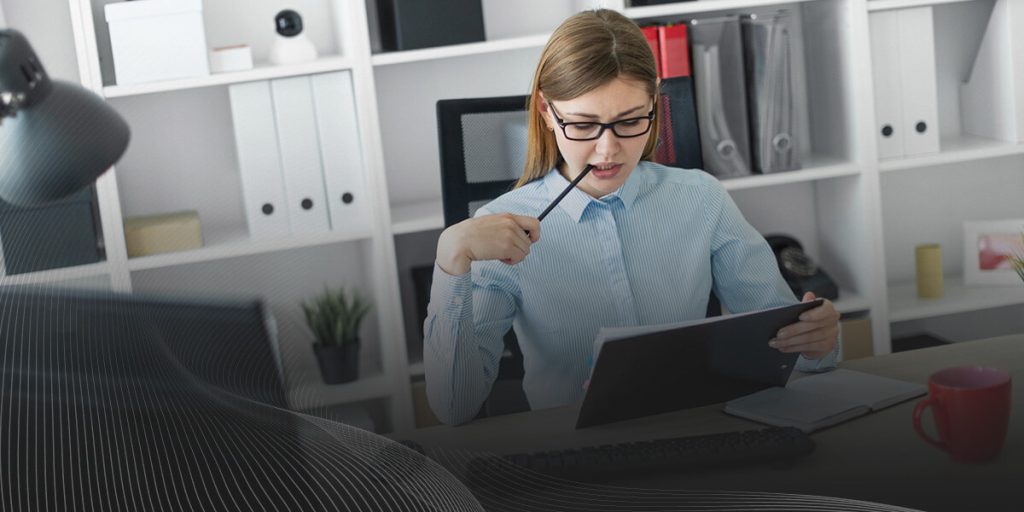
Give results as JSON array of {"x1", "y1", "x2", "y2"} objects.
[{"x1": 913, "y1": 396, "x2": 946, "y2": 452}]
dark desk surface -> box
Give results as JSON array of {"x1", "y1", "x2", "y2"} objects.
[{"x1": 404, "y1": 334, "x2": 1024, "y2": 511}]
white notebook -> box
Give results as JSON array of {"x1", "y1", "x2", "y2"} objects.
[{"x1": 724, "y1": 369, "x2": 927, "y2": 432}]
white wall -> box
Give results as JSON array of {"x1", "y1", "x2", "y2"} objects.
[{"x1": 1, "y1": 0, "x2": 80, "y2": 82}]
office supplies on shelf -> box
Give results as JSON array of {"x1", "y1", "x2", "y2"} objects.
[
  {"x1": 579, "y1": 300, "x2": 823, "y2": 429},
  {"x1": 538, "y1": 164, "x2": 593, "y2": 222},
  {"x1": 209, "y1": 45, "x2": 253, "y2": 73},
  {"x1": 375, "y1": 0, "x2": 486, "y2": 52},
  {"x1": 104, "y1": 0, "x2": 210, "y2": 86},
  {"x1": 656, "y1": 76, "x2": 703, "y2": 170},
  {"x1": 869, "y1": 8, "x2": 940, "y2": 159},
  {"x1": 689, "y1": 16, "x2": 753, "y2": 179},
  {"x1": 468, "y1": 426, "x2": 814, "y2": 483},
  {"x1": 229, "y1": 80, "x2": 292, "y2": 239},
  {"x1": 960, "y1": 0, "x2": 1021, "y2": 143},
  {"x1": 268, "y1": 9, "x2": 318, "y2": 65},
  {"x1": 915, "y1": 243, "x2": 944, "y2": 298},
  {"x1": 741, "y1": 11, "x2": 803, "y2": 174},
  {"x1": 123, "y1": 210, "x2": 203, "y2": 258},
  {"x1": 640, "y1": 25, "x2": 661, "y2": 75},
  {"x1": 271, "y1": 76, "x2": 331, "y2": 235},
  {"x1": 657, "y1": 23, "x2": 690, "y2": 79},
  {"x1": 0, "y1": 187, "x2": 103, "y2": 275},
  {"x1": 725, "y1": 369, "x2": 926, "y2": 432},
  {"x1": 312, "y1": 71, "x2": 371, "y2": 231}
]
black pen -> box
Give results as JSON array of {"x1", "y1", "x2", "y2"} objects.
[{"x1": 538, "y1": 164, "x2": 594, "y2": 222}]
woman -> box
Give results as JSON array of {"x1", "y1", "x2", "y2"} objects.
[{"x1": 424, "y1": 9, "x2": 839, "y2": 425}]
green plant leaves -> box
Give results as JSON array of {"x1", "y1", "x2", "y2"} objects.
[{"x1": 302, "y1": 286, "x2": 372, "y2": 347}]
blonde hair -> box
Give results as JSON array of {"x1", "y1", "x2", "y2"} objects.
[{"x1": 517, "y1": 9, "x2": 660, "y2": 188}]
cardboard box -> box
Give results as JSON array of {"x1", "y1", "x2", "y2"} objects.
[
  {"x1": 841, "y1": 316, "x2": 874, "y2": 361},
  {"x1": 124, "y1": 210, "x2": 203, "y2": 258}
]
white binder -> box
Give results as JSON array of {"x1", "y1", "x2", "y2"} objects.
[
  {"x1": 869, "y1": 10, "x2": 905, "y2": 160},
  {"x1": 228, "y1": 81, "x2": 291, "y2": 239},
  {"x1": 310, "y1": 71, "x2": 372, "y2": 231},
  {"x1": 897, "y1": 7, "x2": 940, "y2": 157},
  {"x1": 271, "y1": 76, "x2": 331, "y2": 235}
]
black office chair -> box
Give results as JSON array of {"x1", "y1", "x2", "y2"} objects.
[
  {"x1": 433, "y1": 94, "x2": 720, "y2": 418},
  {"x1": 436, "y1": 95, "x2": 532, "y2": 418}
]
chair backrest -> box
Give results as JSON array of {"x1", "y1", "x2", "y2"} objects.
[{"x1": 436, "y1": 94, "x2": 531, "y2": 227}]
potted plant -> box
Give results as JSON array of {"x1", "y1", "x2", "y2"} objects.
[{"x1": 302, "y1": 286, "x2": 371, "y2": 384}]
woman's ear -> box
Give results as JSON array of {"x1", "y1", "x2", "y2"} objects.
[{"x1": 537, "y1": 90, "x2": 554, "y2": 131}]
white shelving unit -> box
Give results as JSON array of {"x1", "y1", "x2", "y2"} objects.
[{"x1": 3, "y1": 0, "x2": 1022, "y2": 433}]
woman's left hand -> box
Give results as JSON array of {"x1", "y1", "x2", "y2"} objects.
[{"x1": 769, "y1": 292, "x2": 839, "y2": 360}]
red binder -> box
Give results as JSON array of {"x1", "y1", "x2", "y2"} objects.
[
  {"x1": 657, "y1": 23, "x2": 690, "y2": 79},
  {"x1": 640, "y1": 25, "x2": 661, "y2": 77}
]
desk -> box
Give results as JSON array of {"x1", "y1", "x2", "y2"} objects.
[{"x1": 406, "y1": 334, "x2": 1024, "y2": 511}]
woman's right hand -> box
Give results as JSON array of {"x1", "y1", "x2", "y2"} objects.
[{"x1": 436, "y1": 213, "x2": 541, "y2": 276}]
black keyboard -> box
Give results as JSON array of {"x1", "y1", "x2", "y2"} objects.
[{"x1": 468, "y1": 426, "x2": 814, "y2": 483}]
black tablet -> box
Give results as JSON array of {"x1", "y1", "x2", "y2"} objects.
[{"x1": 576, "y1": 299, "x2": 824, "y2": 429}]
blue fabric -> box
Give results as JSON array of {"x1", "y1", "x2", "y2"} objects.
[{"x1": 424, "y1": 161, "x2": 838, "y2": 424}]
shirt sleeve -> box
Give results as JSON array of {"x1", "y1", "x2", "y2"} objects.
[
  {"x1": 704, "y1": 177, "x2": 840, "y2": 373},
  {"x1": 422, "y1": 256, "x2": 519, "y2": 425}
]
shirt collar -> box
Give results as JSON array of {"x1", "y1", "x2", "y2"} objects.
[{"x1": 542, "y1": 162, "x2": 648, "y2": 223}]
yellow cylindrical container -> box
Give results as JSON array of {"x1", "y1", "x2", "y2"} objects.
[{"x1": 916, "y1": 244, "x2": 944, "y2": 299}]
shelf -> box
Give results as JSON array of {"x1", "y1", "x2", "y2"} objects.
[
  {"x1": 879, "y1": 136, "x2": 1024, "y2": 173},
  {"x1": 888, "y1": 275, "x2": 1024, "y2": 322},
  {"x1": 127, "y1": 224, "x2": 374, "y2": 272},
  {"x1": 625, "y1": 0, "x2": 821, "y2": 19},
  {"x1": 392, "y1": 199, "x2": 445, "y2": 235},
  {"x1": 371, "y1": 33, "x2": 550, "y2": 66},
  {"x1": 834, "y1": 288, "x2": 871, "y2": 315},
  {"x1": 287, "y1": 373, "x2": 391, "y2": 409},
  {"x1": 103, "y1": 56, "x2": 354, "y2": 99},
  {"x1": 721, "y1": 159, "x2": 861, "y2": 191},
  {"x1": 388, "y1": 161, "x2": 858, "y2": 236},
  {"x1": 867, "y1": 0, "x2": 978, "y2": 12},
  {"x1": 0, "y1": 262, "x2": 111, "y2": 288}
]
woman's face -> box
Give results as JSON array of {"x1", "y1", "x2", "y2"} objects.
[{"x1": 540, "y1": 77, "x2": 654, "y2": 198}]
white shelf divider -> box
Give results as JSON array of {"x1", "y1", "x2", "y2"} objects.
[
  {"x1": 880, "y1": 136, "x2": 1024, "y2": 173},
  {"x1": 888, "y1": 275, "x2": 1024, "y2": 323},
  {"x1": 103, "y1": 56, "x2": 354, "y2": 99},
  {"x1": 371, "y1": 33, "x2": 550, "y2": 66},
  {"x1": 834, "y1": 287, "x2": 871, "y2": 315},
  {"x1": 721, "y1": 160, "x2": 861, "y2": 191},
  {"x1": 127, "y1": 225, "x2": 374, "y2": 272}
]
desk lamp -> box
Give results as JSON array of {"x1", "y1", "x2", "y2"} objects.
[{"x1": 0, "y1": 29, "x2": 129, "y2": 206}]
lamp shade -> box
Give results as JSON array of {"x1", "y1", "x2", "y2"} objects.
[{"x1": 0, "y1": 30, "x2": 129, "y2": 206}]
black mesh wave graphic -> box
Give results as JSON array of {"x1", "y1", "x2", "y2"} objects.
[{"x1": 0, "y1": 286, "x2": 481, "y2": 511}]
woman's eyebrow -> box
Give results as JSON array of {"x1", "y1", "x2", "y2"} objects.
[{"x1": 562, "y1": 105, "x2": 646, "y2": 120}]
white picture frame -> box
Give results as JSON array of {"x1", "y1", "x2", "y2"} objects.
[{"x1": 963, "y1": 219, "x2": 1024, "y2": 286}]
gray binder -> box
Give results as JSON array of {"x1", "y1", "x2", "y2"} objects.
[
  {"x1": 690, "y1": 16, "x2": 752, "y2": 179},
  {"x1": 741, "y1": 11, "x2": 805, "y2": 174}
]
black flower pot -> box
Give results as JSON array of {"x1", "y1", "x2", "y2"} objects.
[{"x1": 314, "y1": 342, "x2": 360, "y2": 384}]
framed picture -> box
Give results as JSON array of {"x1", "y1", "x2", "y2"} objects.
[{"x1": 963, "y1": 219, "x2": 1024, "y2": 286}]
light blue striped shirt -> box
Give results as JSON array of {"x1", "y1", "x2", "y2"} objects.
[{"x1": 424, "y1": 161, "x2": 837, "y2": 425}]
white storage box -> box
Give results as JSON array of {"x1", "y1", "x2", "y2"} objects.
[{"x1": 105, "y1": 0, "x2": 210, "y2": 85}]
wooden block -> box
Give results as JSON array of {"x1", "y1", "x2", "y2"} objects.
[
  {"x1": 124, "y1": 210, "x2": 203, "y2": 258},
  {"x1": 841, "y1": 316, "x2": 873, "y2": 361}
]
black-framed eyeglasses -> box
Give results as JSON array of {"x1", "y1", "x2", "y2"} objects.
[{"x1": 547, "y1": 101, "x2": 655, "y2": 141}]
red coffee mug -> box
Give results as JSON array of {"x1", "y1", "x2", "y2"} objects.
[{"x1": 912, "y1": 366, "x2": 1012, "y2": 463}]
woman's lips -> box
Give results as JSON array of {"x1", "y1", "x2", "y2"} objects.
[{"x1": 590, "y1": 164, "x2": 622, "y2": 179}]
